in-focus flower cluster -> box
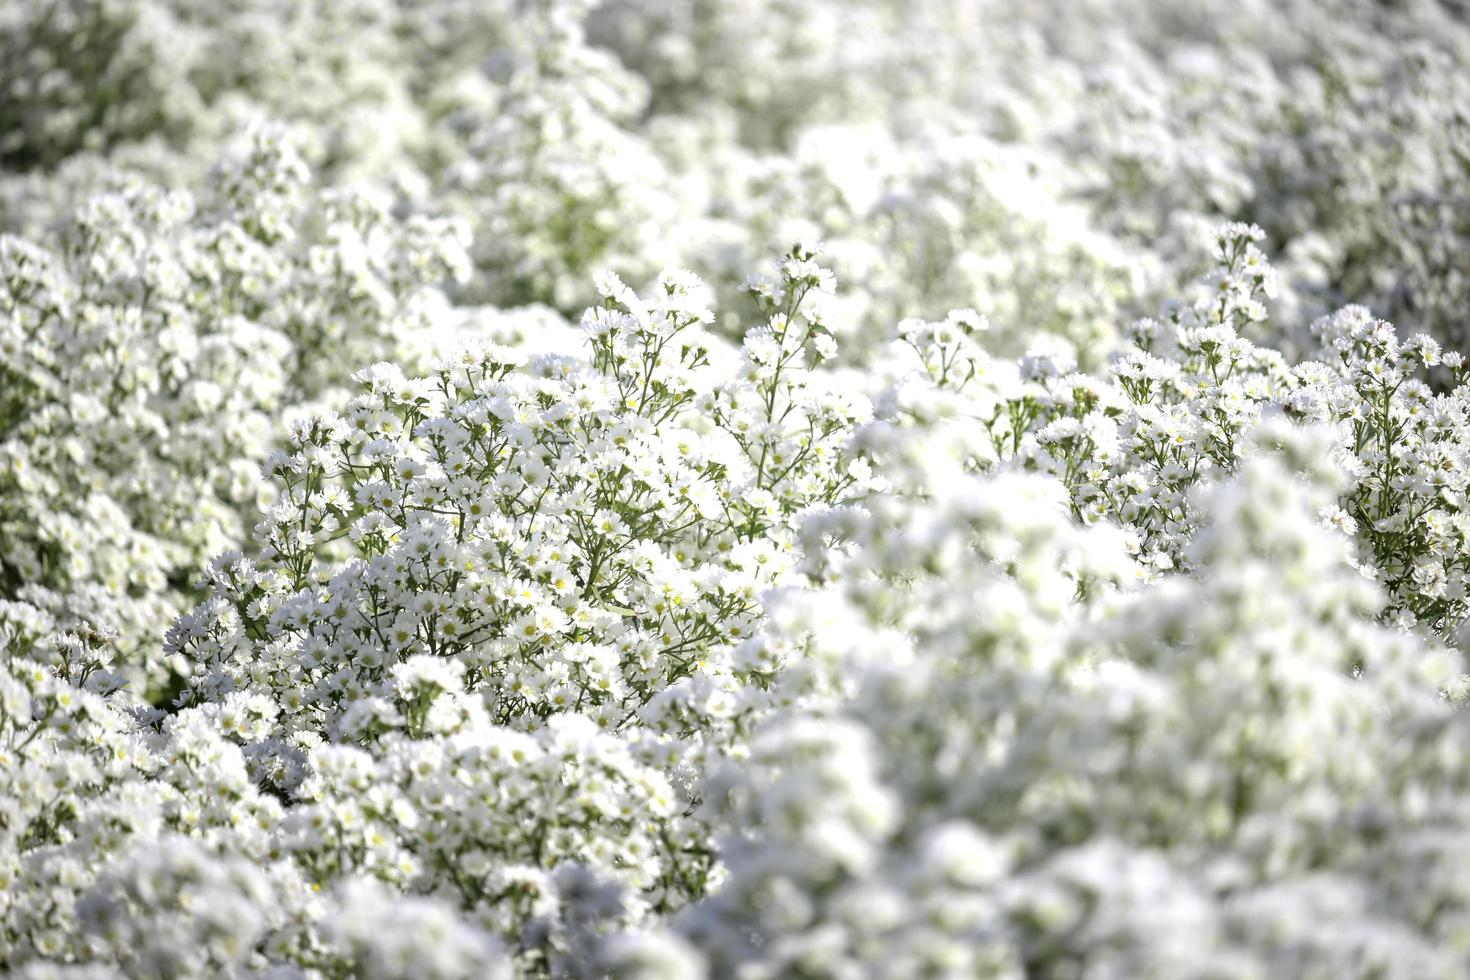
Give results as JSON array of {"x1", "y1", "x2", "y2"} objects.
[{"x1": 898, "y1": 222, "x2": 1470, "y2": 638}]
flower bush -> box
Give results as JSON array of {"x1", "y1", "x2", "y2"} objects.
[
  {"x1": 673, "y1": 424, "x2": 1470, "y2": 978},
  {"x1": 0, "y1": 127, "x2": 468, "y2": 693},
  {"x1": 7, "y1": 1, "x2": 1470, "y2": 977},
  {"x1": 895, "y1": 222, "x2": 1470, "y2": 636}
]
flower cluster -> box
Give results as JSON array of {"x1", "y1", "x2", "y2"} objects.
[
  {"x1": 897, "y1": 222, "x2": 1470, "y2": 639},
  {"x1": 666, "y1": 424, "x2": 1470, "y2": 978},
  {"x1": 169, "y1": 245, "x2": 866, "y2": 738},
  {"x1": 0, "y1": 128, "x2": 468, "y2": 692},
  {"x1": 111, "y1": 248, "x2": 862, "y2": 971},
  {"x1": 669, "y1": 124, "x2": 1147, "y2": 362},
  {"x1": 439, "y1": 0, "x2": 677, "y2": 313}
]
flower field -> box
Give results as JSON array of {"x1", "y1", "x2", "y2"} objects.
[{"x1": 3, "y1": 0, "x2": 1470, "y2": 976}]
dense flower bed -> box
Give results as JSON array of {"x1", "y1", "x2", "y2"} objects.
[{"x1": 4, "y1": 0, "x2": 1470, "y2": 976}]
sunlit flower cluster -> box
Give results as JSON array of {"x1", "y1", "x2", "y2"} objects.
[
  {"x1": 898, "y1": 222, "x2": 1470, "y2": 637},
  {"x1": 672, "y1": 424, "x2": 1470, "y2": 979}
]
